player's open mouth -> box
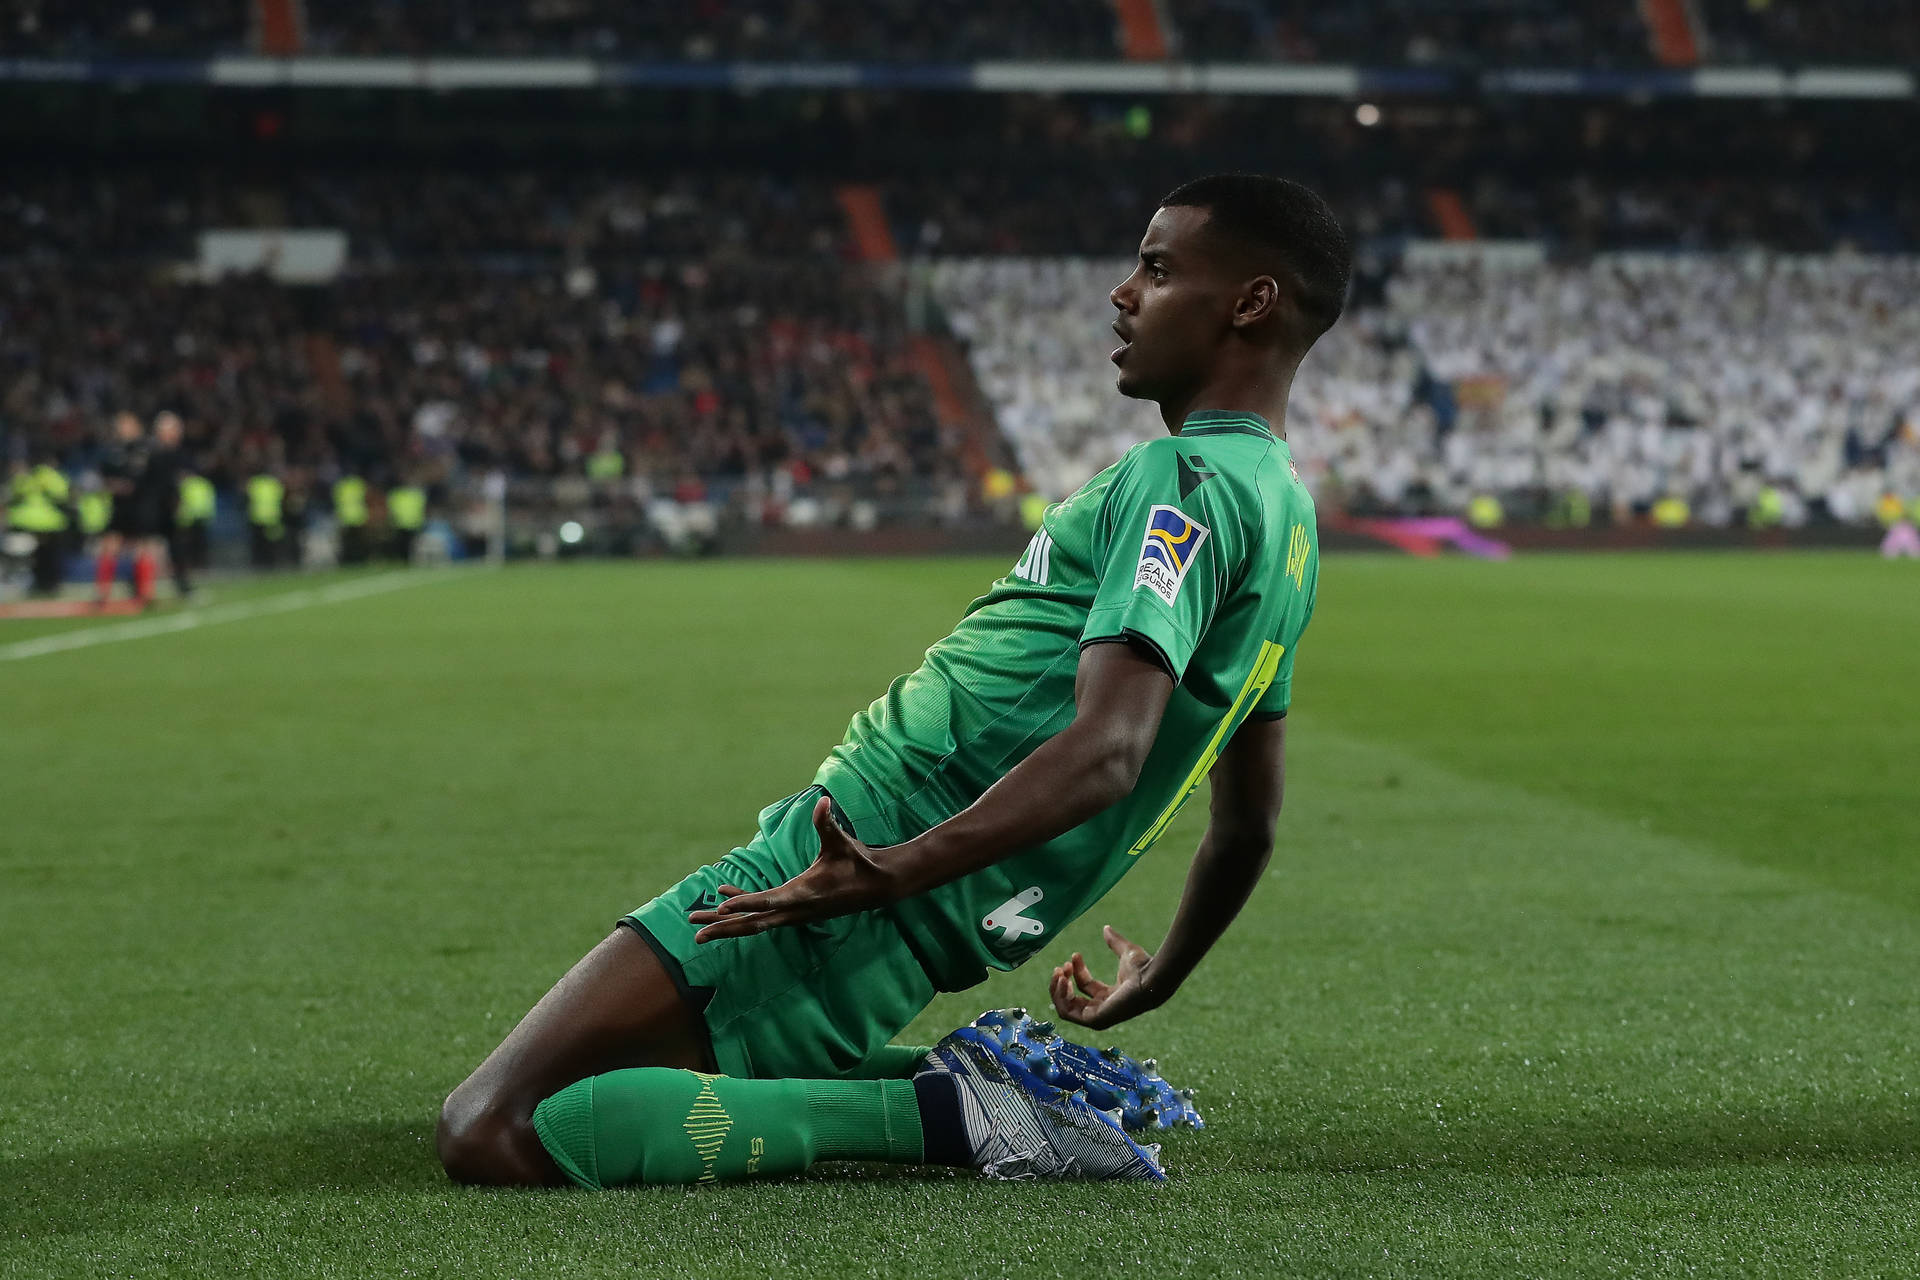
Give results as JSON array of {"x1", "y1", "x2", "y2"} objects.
[{"x1": 1110, "y1": 343, "x2": 1129, "y2": 364}]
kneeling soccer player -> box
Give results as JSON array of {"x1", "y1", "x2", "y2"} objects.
[{"x1": 438, "y1": 174, "x2": 1350, "y2": 1187}]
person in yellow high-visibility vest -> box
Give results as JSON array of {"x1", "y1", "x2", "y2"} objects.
[
  {"x1": 1555, "y1": 489, "x2": 1592, "y2": 529},
  {"x1": 176, "y1": 471, "x2": 216, "y2": 574},
  {"x1": 77, "y1": 479, "x2": 111, "y2": 538},
  {"x1": 387, "y1": 478, "x2": 427, "y2": 564},
  {"x1": 586, "y1": 441, "x2": 625, "y2": 485},
  {"x1": 247, "y1": 471, "x2": 285, "y2": 570},
  {"x1": 7, "y1": 454, "x2": 72, "y2": 595},
  {"x1": 334, "y1": 472, "x2": 371, "y2": 566}
]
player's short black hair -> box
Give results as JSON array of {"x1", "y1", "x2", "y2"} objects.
[{"x1": 1160, "y1": 174, "x2": 1352, "y2": 345}]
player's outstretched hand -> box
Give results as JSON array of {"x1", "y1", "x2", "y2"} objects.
[
  {"x1": 689, "y1": 796, "x2": 900, "y2": 943},
  {"x1": 1048, "y1": 925, "x2": 1160, "y2": 1031}
]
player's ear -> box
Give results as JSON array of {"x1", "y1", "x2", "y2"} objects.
[{"x1": 1232, "y1": 275, "x2": 1281, "y2": 330}]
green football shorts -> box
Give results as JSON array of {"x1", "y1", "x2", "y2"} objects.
[{"x1": 622, "y1": 786, "x2": 936, "y2": 1080}]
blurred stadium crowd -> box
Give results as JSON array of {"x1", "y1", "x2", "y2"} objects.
[
  {"x1": 14, "y1": 104, "x2": 1916, "y2": 264},
  {"x1": 4, "y1": 256, "x2": 945, "y2": 486},
  {"x1": 940, "y1": 256, "x2": 1920, "y2": 525},
  {"x1": 5, "y1": 0, "x2": 1909, "y2": 64},
  {"x1": 4, "y1": 2, "x2": 1919, "y2": 579}
]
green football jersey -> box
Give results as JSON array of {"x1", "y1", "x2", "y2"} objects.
[{"x1": 814, "y1": 410, "x2": 1320, "y2": 992}]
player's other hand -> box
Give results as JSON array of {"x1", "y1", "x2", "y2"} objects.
[
  {"x1": 689, "y1": 796, "x2": 900, "y2": 943},
  {"x1": 1048, "y1": 925, "x2": 1161, "y2": 1031}
]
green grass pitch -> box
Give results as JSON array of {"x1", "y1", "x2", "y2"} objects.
[{"x1": 3, "y1": 552, "x2": 1917, "y2": 1277}]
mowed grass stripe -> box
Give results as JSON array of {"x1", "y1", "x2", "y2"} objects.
[
  {"x1": 2, "y1": 556, "x2": 1915, "y2": 1278},
  {"x1": 1303, "y1": 552, "x2": 1920, "y2": 910}
]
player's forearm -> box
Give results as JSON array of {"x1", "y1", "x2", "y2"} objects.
[
  {"x1": 1140, "y1": 824, "x2": 1272, "y2": 1004},
  {"x1": 881, "y1": 721, "x2": 1141, "y2": 898}
]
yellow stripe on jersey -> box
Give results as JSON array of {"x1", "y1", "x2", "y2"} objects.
[{"x1": 1127, "y1": 640, "x2": 1285, "y2": 857}]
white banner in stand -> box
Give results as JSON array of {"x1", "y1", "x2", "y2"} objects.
[{"x1": 197, "y1": 229, "x2": 348, "y2": 284}]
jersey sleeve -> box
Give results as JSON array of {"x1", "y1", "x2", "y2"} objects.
[{"x1": 1079, "y1": 441, "x2": 1241, "y2": 680}]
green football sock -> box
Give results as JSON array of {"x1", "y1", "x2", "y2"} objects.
[
  {"x1": 840, "y1": 1043, "x2": 935, "y2": 1079},
  {"x1": 532, "y1": 1069, "x2": 924, "y2": 1189}
]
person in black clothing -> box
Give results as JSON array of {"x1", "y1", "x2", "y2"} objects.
[
  {"x1": 149, "y1": 412, "x2": 194, "y2": 598},
  {"x1": 95, "y1": 411, "x2": 184, "y2": 607}
]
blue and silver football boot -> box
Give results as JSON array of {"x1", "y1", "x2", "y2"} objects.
[
  {"x1": 967, "y1": 1008, "x2": 1205, "y2": 1133},
  {"x1": 917, "y1": 1026, "x2": 1166, "y2": 1181}
]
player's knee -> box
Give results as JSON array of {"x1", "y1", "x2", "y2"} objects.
[
  {"x1": 436, "y1": 1089, "x2": 545, "y2": 1186},
  {"x1": 434, "y1": 1090, "x2": 488, "y2": 1182}
]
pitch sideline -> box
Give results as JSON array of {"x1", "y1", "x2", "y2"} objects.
[{"x1": 0, "y1": 568, "x2": 468, "y2": 663}]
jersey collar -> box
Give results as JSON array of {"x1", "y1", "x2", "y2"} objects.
[{"x1": 1177, "y1": 410, "x2": 1276, "y2": 440}]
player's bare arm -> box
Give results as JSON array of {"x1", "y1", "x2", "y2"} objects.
[
  {"x1": 1050, "y1": 715, "x2": 1286, "y2": 1030},
  {"x1": 689, "y1": 638, "x2": 1176, "y2": 941}
]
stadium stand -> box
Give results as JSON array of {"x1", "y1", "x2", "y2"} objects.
[
  {"x1": 9, "y1": 91, "x2": 1913, "y2": 268},
  {"x1": 5, "y1": 148, "x2": 1918, "y2": 537},
  {"x1": 932, "y1": 255, "x2": 1920, "y2": 526},
  {"x1": 305, "y1": 0, "x2": 1121, "y2": 60},
  {"x1": 872, "y1": 96, "x2": 1920, "y2": 256},
  {"x1": 0, "y1": 0, "x2": 1116, "y2": 59},
  {"x1": 1461, "y1": 175, "x2": 1920, "y2": 256},
  {"x1": 1165, "y1": 0, "x2": 1654, "y2": 67},
  {"x1": 0, "y1": 170, "x2": 849, "y2": 266},
  {"x1": 886, "y1": 169, "x2": 1920, "y2": 259},
  {"x1": 3, "y1": 0, "x2": 1908, "y2": 64},
  {"x1": 272, "y1": 171, "x2": 851, "y2": 266},
  {"x1": 2, "y1": 22, "x2": 1915, "y2": 555},
  {"x1": 1694, "y1": 0, "x2": 1920, "y2": 66},
  {"x1": 0, "y1": 0, "x2": 240, "y2": 56},
  {"x1": 1, "y1": 261, "x2": 951, "y2": 499}
]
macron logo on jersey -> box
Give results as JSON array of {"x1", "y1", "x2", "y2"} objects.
[{"x1": 1134, "y1": 505, "x2": 1209, "y2": 606}]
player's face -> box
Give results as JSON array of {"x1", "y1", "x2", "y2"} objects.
[{"x1": 1109, "y1": 205, "x2": 1233, "y2": 403}]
